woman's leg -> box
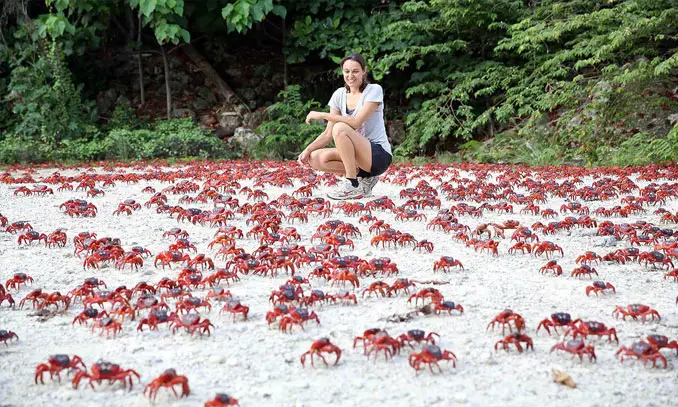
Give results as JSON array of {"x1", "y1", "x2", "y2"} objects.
[
  {"x1": 331, "y1": 123, "x2": 372, "y2": 178},
  {"x1": 308, "y1": 148, "x2": 351, "y2": 175}
]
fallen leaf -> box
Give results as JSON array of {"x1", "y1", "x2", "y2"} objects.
[{"x1": 552, "y1": 368, "x2": 576, "y2": 388}]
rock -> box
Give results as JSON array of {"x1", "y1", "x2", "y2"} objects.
[
  {"x1": 191, "y1": 98, "x2": 212, "y2": 111},
  {"x1": 96, "y1": 89, "x2": 118, "y2": 115},
  {"x1": 199, "y1": 114, "x2": 218, "y2": 128},
  {"x1": 197, "y1": 87, "x2": 218, "y2": 104},
  {"x1": 218, "y1": 111, "x2": 241, "y2": 137},
  {"x1": 668, "y1": 113, "x2": 678, "y2": 125},
  {"x1": 243, "y1": 109, "x2": 266, "y2": 129},
  {"x1": 240, "y1": 88, "x2": 256, "y2": 102},
  {"x1": 172, "y1": 108, "x2": 196, "y2": 120},
  {"x1": 386, "y1": 120, "x2": 405, "y2": 145},
  {"x1": 232, "y1": 127, "x2": 263, "y2": 154}
]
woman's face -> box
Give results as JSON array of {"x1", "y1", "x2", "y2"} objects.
[{"x1": 342, "y1": 60, "x2": 365, "y2": 88}]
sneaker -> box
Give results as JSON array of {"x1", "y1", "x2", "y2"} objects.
[
  {"x1": 360, "y1": 176, "x2": 379, "y2": 197},
  {"x1": 327, "y1": 179, "x2": 365, "y2": 200}
]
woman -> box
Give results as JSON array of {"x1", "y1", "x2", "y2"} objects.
[{"x1": 298, "y1": 52, "x2": 392, "y2": 200}]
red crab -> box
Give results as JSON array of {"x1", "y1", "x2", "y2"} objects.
[
  {"x1": 576, "y1": 251, "x2": 602, "y2": 265},
  {"x1": 6, "y1": 221, "x2": 32, "y2": 234},
  {"x1": 90, "y1": 317, "x2": 123, "y2": 338},
  {"x1": 5, "y1": 273, "x2": 33, "y2": 291},
  {"x1": 17, "y1": 231, "x2": 47, "y2": 246},
  {"x1": 358, "y1": 257, "x2": 399, "y2": 277},
  {"x1": 397, "y1": 329, "x2": 440, "y2": 347},
  {"x1": 537, "y1": 312, "x2": 579, "y2": 335},
  {"x1": 72, "y1": 308, "x2": 110, "y2": 326},
  {"x1": 388, "y1": 278, "x2": 417, "y2": 296},
  {"x1": 539, "y1": 260, "x2": 562, "y2": 276},
  {"x1": 586, "y1": 281, "x2": 616, "y2": 296},
  {"x1": 353, "y1": 328, "x2": 386, "y2": 353},
  {"x1": 144, "y1": 369, "x2": 190, "y2": 401},
  {"x1": 638, "y1": 251, "x2": 674, "y2": 269},
  {"x1": 362, "y1": 281, "x2": 391, "y2": 298},
  {"x1": 329, "y1": 270, "x2": 361, "y2": 288},
  {"x1": 170, "y1": 313, "x2": 214, "y2": 336},
  {"x1": 205, "y1": 393, "x2": 240, "y2": 407},
  {"x1": 46, "y1": 230, "x2": 67, "y2": 248},
  {"x1": 154, "y1": 251, "x2": 191, "y2": 269},
  {"x1": 0, "y1": 290, "x2": 15, "y2": 307},
  {"x1": 616, "y1": 341, "x2": 667, "y2": 368},
  {"x1": 550, "y1": 340, "x2": 596, "y2": 362},
  {"x1": 508, "y1": 242, "x2": 532, "y2": 254},
  {"x1": 300, "y1": 337, "x2": 342, "y2": 367},
  {"x1": 395, "y1": 209, "x2": 426, "y2": 222},
  {"x1": 432, "y1": 256, "x2": 464, "y2": 272},
  {"x1": 163, "y1": 228, "x2": 190, "y2": 240},
  {"x1": 220, "y1": 300, "x2": 249, "y2": 321},
  {"x1": 565, "y1": 320, "x2": 618, "y2": 343},
  {"x1": 408, "y1": 345, "x2": 456, "y2": 373},
  {"x1": 137, "y1": 309, "x2": 174, "y2": 332},
  {"x1": 0, "y1": 329, "x2": 19, "y2": 346},
  {"x1": 474, "y1": 240, "x2": 499, "y2": 256},
  {"x1": 176, "y1": 297, "x2": 212, "y2": 314},
  {"x1": 495, "y1": 333, "x2": 534, "y2": 353},
  {"x1": 365, "y1": 332, "x2": 402, "y2": 361},
  {"x1": 278, "y1": 308, "x2": 320, "y2": 333},
  {"x1": 612, "y1": 304, "x2": 661, "y2": 323},
  {"x1": 413, "y1": 239, "x2": 434, "y2": 253},
  {"x1": 407, "y1": 288, "x2": 443, "y2": 306},
  {"x1": 487, "y1": 309, "x2": 525, "y2": 333},
  {"x1": 533, "y1": 241, "x2": 563, "y2": 258},
  {"x1": 86, "y1": 188, "x2": 105, "y2": 197},
  {"x1": 433, "y1": 300, "x2": 464, "y2": 315},
  {"x1": 643, "y1": 335, "x2": 678, "y2": 355},
  {"x1": 35, "y1": 354, "x2": 86, "y2": 384},
  {"x1": 72, "y1": 360, "x2": 140, "y2": 390},
  {"x1": 571, "y1": 265, "x2": 599, "y2": 279}
]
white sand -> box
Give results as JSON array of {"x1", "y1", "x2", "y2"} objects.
[{"x1": 0, "y1": 162, "x2": 676, "y2": 407}]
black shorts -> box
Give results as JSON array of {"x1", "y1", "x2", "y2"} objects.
[{"x1": 365, "y1": 142, "x2": 392, "y2": 177}]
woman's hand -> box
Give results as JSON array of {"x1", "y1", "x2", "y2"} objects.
[
  {"x1": 297, "y1": 148, "x2": 311, "y2": 166},
  {"x1": 305, "y1": 111, "x2": 324, "y2": 124}
]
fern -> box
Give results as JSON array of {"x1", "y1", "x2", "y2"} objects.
[{"x1": 254, "y1": 85, "x2": 326, "y2": 160}]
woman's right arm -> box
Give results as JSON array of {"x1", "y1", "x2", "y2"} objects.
[{"x1": 298, "y1": 108, "x2": 340, "y2": 164}]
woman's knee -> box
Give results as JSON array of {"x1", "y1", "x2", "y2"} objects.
[{"x1": 331, "y1": 123, "x2": 352, "y2": 141}]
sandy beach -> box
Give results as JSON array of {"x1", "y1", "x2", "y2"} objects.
[{"x1": 0, "y1": 161, "x2": 676, "y2": 407}]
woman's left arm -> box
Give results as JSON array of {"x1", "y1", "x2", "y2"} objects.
[{"x1": 305, "y1": 102, "x2": 379, "y2": 130}]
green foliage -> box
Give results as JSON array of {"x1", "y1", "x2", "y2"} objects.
[
  {"x1": 378, "y1": 0, "x2": 678, "y2": 156},
  {"x1": 105, "y1": 100, "x2": 151, "y2": 132},
  {"x1": 0, "y1": 118, "x2": 230, "y2": 164},
  {"x1": 129, "y1": 0, "x2": 191, "y2": 44},
  {"x1": 150, "y1": 118, "x2": 230, "y2": 158},
  {"x1": 222, "y1": 0, "x2": 286, "y2": 33},
  {"x1": 0, "y1": 134, "x2": 53, "y2": 164},
  {"x1": 5, "y1": 39, "x2": 97, "y2": 145},
  {"x1": 253, "y1": 85, "x2": 326, "y2": 159},
  {"x1": 284, "y1": 1, "x2": 399, "y2": 78}
]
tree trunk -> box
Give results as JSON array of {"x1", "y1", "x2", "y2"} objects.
[
  {"x1": 160, "y1": 44, "x2": 172, "y2": 120},
  {"x1": 282, "y1": 18, "x2": 288, "y2": 88},
  {"x1": 180, "y1": 42, "x2": 247, "y2": 110},
  {"x1": 136, "y1": 16, "x2": 144, "y2": 108}
]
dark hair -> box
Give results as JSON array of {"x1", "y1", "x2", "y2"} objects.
[{"x1": 340, "y1": 52, "x2": 369, "y2": 93}]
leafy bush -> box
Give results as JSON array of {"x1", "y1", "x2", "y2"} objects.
[
  {"x1": 150, "y1": 118, "x2": 229, "y2": 159},
  {"x1": 0, "y1": 134, "x2": 53, "y2": 164},
  {"x1": 254, "y1": 85, "x2": 327, "y2": 160},
  {"x1": 105, "y1": 100, "x2": 150, "y2": 132},
  {"x1": 5, "y1": 39, "x2": 97, "y2": 146},
  {"x1": 0, "y1": 118, "x2": 231, "y2": 164}
]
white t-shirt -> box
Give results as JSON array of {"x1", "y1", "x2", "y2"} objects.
[{"x1": 328, "y1": 84, "x2": 392, "y2": 156}]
